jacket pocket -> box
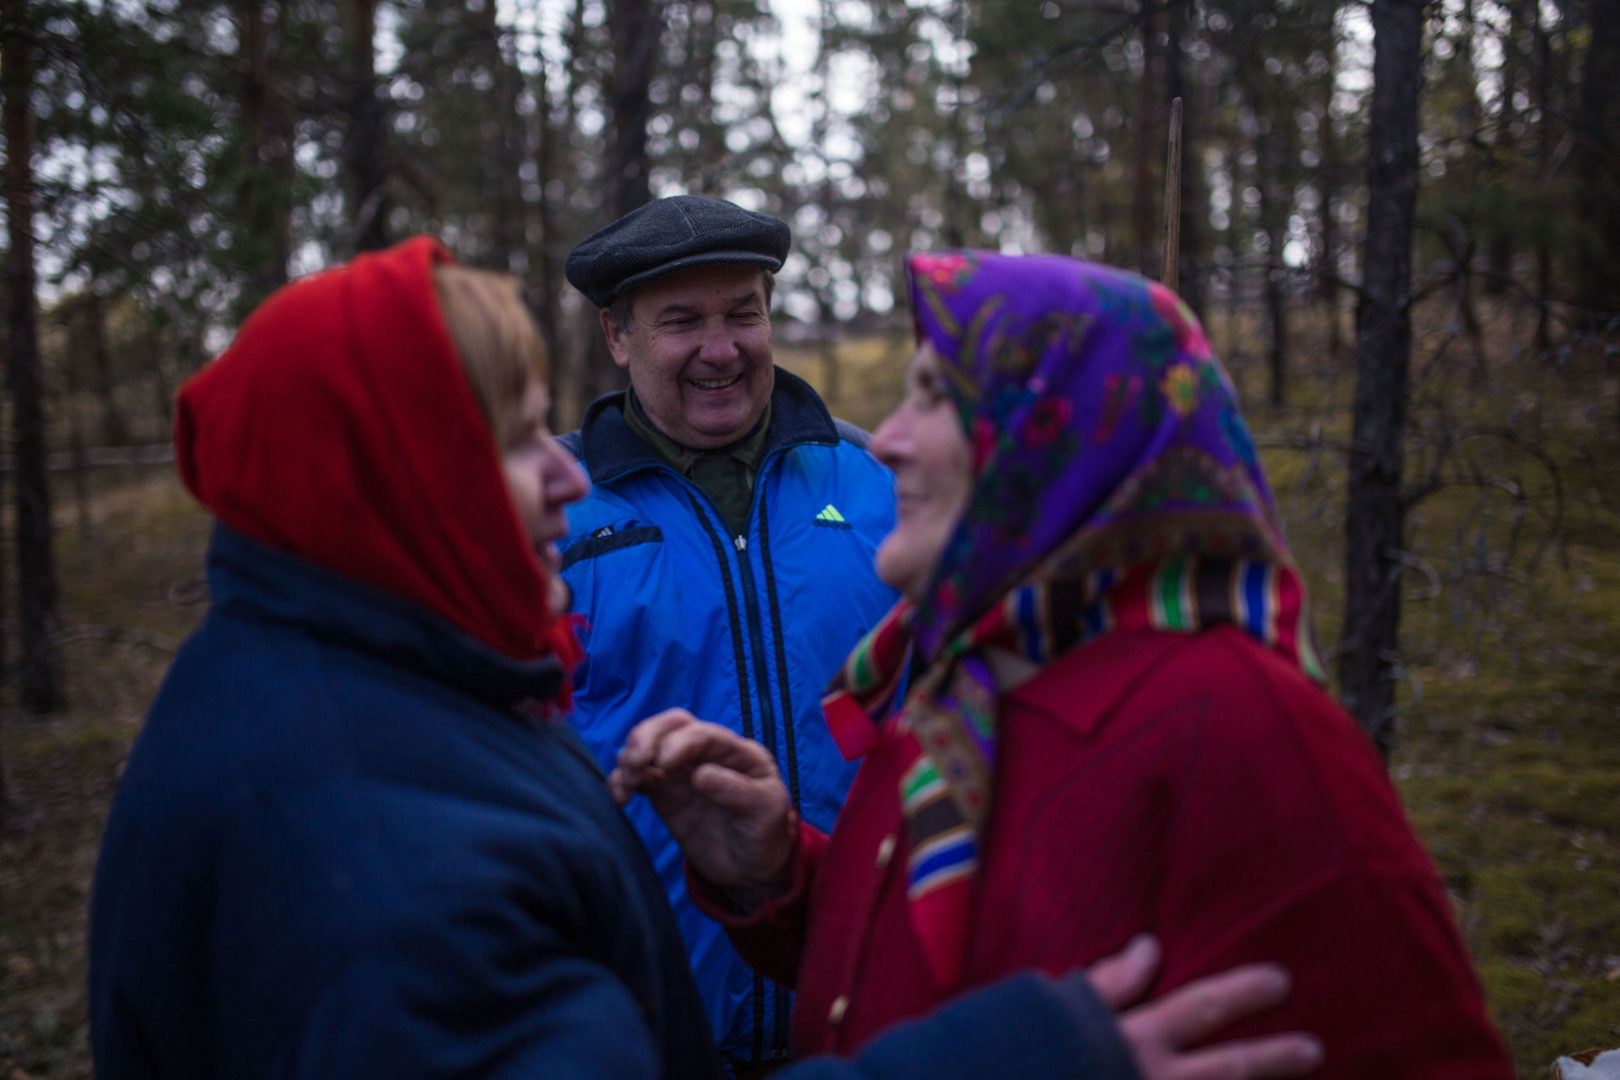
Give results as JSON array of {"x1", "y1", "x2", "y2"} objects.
[{"x1": 560, "y1": 525, "x2": 664, "y2": 570}]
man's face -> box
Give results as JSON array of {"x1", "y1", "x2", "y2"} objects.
[{"x1": 602, "y1": 264, "x2": 774, "y2": 450}]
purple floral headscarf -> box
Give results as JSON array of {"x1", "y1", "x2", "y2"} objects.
[
  {"x1": 906, "y1": 249, "x2": 1304, "y2": 661},
  {"x1": 824, "y1": 250, "x2": 1323, "y2": 988}
]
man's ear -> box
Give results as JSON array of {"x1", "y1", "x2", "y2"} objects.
[{"x1": 600, "y1": 309, "x2": 632, "y2": 370}]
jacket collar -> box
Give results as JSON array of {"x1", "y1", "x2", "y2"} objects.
[
  {"x1": 572, "y1": 367, "x2": 838, "y2": 484},
  {"x1": 207, "y1": 525, "x2": 566, "y2": 709}
]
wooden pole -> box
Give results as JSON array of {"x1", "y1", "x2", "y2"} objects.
[{"x1": 1161, "y1": 96, "x2": 1184, "y2": 291}]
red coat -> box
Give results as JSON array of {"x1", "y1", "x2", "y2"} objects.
[{"x1": 693, "y1": 626, "x2": 1514, "y2": 1075}]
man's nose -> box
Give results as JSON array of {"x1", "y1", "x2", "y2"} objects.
[{"x1": 696, "y1": 318, "x2": 742, "y2": 361}]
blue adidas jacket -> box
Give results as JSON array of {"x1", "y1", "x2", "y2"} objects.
[{"x1": 558, "y1": 370, "x2": 900, "y2": 1063}]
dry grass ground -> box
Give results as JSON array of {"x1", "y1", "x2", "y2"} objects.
[
  {"x1": 1, "y1": 472, "x2": 211, "y2": 1079},
  {"x1": 1, "y1": 295, "x2": 1616, "y2": 1077}
]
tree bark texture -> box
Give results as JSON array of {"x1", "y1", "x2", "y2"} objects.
[
  {"x1": 611, "y1": 0, "x2": 658, "y2": 218},
  {"x1": 583, "y1": 0, "x2": 657, "y2": 410},
  {"x1": 1341, "y1": 0, "x2": 1424, "y2": 755},
  {"x1": 527, "y1": 6, "x2": 565, "y2": 399},
  {"x1": 1256, "y1": 122, "x2": 1289, "y2": 407},
  {"x1": 476, "y1": 0, "x2": 527, "y2": 272},
  {"x1": 347, "y1": 0, "x2": 390, "y2": 252},
  {"x1": 1533, "y1": 6, "x2": 1552, "y2": 354},
  {"x1": 1317, "y1": 14, "x2": 1344, "y2": 359},
  {"x1": 1131, "y1": 0, "x2": 1161, "y2": 279},
  {"x1": 3, "y1": 0, "x2": 67, "y2": 715},
  {"x1": 82, "y1": 295, "x2": 131, "y2": 446},
  {"x1": 1164, "y1": 1, "x2": 1205, "y2": 320},
  {"x1": 1578, "y1": 0, "x2": 1620, "y2": 318},
  {"x1": 236, "y1": 0, "x2": 292, "y2": 299}
]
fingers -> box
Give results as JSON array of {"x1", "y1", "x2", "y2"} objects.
[
  {"x1": 606, "y1": 768, "x2": 631, "y2": 806},
  {"x1": 611, "y1": 711, "x2": 777, "y2": 807},
  {"x1": 1137, "y1": 965, "x2": 1291, "y2": 1048},
  {"x1": 606, "y1": 764, "x2": 664, "y2": 806},
  {"x1": 1086, "y1": 934, "x2": 1161, "y2": 1009},
  {"x1": 691, "y1": 761, "x2": 790, "y2": 816},
  {"x1": 1165, "y1": 1034, "x2": 1323, "y2": 1080},
  {"x1": 653, "y1": 720, "x2": 778, "y2": 780},
  {"x1": 611, "y1": 710, "x2": 700, "y2": 804},
  {"x1": 1121, "y1": 964, "x2": 1321, "y2": 1080},
  {"x1": 618, "y1": 709, "x2": 701, "y2": 772}
]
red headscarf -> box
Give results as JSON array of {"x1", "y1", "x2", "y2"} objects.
[{"x1": 175, "y1": 236, "x2": 582, "y2": 692}]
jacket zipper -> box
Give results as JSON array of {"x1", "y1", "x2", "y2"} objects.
[
  {"x1": 686, "y1": 485, "x2": 777, "y2": 1062},
  {"x1": 686, "y1": 492, "x2": 757, "y2": 746},
  {"x1": 738, "y1": 458, "x2": 802, "y2": 1059},
  {"x1": 603, "y1": 432, "x2": 838, "y2": 1063},
  {"x1": 731, "y1": 529, "x2": 780, "y2": 764},
  {"x1": 755, "y1": 495, "x2": 801, "y2": 812}
]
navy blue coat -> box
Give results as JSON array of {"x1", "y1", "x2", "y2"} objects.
[{"x1": 90, "y1": 527, "x2": 720, "y2": 1079}]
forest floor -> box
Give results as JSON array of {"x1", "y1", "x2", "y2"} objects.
[{"x1": 2, "y1": 295, "x2": 1618, "y2": 1077}]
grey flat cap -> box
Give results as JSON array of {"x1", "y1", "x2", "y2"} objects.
[{"x1": 565, "y1": 195, "x2": 792, "y2": 308}]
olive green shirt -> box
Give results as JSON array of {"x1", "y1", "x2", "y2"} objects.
[{"x1": 622, "y1": 389, "x2": 772, "y2": 537}]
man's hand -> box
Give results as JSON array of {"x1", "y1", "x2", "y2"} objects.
[
  {"x1": 608, "y1": 709, "x2": 796, "y2": 905},
  {"x1": 1089, "y1": 935, "x2": 1324, "y2": 1080}
]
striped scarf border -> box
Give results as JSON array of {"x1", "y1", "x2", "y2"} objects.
[{"x1": 997, "y1": 557, "x2": 1324, "y2": 681}]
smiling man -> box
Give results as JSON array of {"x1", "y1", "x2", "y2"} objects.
[{"x1": 557, "y1": 196, "x2": 900, "y2": 1077}]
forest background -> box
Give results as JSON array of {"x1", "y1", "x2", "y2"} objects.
[{"x1": 1, "y1": 0, "x2": 1619, "y2": 1074}]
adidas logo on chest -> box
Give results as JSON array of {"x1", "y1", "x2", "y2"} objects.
[{"x1": 812, "y1": 504, "x2": 852, "y2": 529}]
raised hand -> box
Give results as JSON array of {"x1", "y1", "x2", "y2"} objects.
[{"x1": 609, "y1": 709, "x2": 796, "y2": 905}]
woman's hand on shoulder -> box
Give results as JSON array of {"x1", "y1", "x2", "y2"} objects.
[{"x1": 608, "y1": 709, "x2": 795, "y2": 905}]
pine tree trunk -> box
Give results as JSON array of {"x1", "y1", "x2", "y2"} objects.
[
  {"x1": 1534, "y1": 6, "x2": 1553, "y2": 355},
  {"x1": 527, "y1": 0, "x2": 565, "y2": 402},
  {"x1": 477, "y1": 0, "x2": 526, "y2": 272},
  {"x1": 1318, "y1": 13, "x2": 1344, "y2": 360},
  {"x1": 610, "y1": 0, "x2": 657, "y2": 218},
  {"x1": 1132, "y1": 1, "x2": 1162, "y2": 279},
  {"x1": 348, "y1": 0, "x2": 390, "y2": 252},
  {"x1": 1577, "y1": 0, "x2": 1619, "y2": 318},
  {"x1": 1257, "y1": 123, "x2": 1289, "y2": 407},
  {"x1": 1485, "y1": 1, "x2": 1522, "y2": 297},
  {"x1": 236, "y1": 0, "x2": 292, "y2": 298},
  {"x1": 588, "y1": 0, "x2": 658, "y2": 409},
  {"x1": 1164, "y1": 0, "x2": 1205, "y2": 318},
  {"x1": 84, "y1": 294, "x2": 131, "y2": 446},
  {"x1": 1341, "y1": 0, "x2": 1424, "y2": 756},
  {"x1": 3, "y1": 0, "x2": 66, "y2": 716}
]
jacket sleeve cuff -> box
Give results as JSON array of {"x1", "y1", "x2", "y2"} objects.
[
  {"x1": 1050, "y1": 970, "x2": 1145, "y2": 1080},
  {"x1": 686, "y1": 817, "x2": 826, "y2": 928},
  {"x1": 779, "y1": 970, "x2": 1144, "y2": 1080}
]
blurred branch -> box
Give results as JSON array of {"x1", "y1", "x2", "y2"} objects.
[
  {"x1": 43, "y1": 625, "x2": 180, "y2": 655},
  {"x1": 0, "y1": 624, "x2": 180, "y2": 678},
  {"x1": 1388, "y1": 547, "x2": 1442, "y2": 600}
]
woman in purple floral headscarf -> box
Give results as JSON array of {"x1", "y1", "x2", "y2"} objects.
[{"x1": 612, "y1": 252, "x2": 1514, "y2": 1078}]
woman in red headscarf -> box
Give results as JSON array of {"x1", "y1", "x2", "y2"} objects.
[
  {"x1": 612, "y1": 251, "x2": 1515, "y2": 1077},
  {"x1": 88, "y1": 237, "x2": 728, "y2": 1078}
]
